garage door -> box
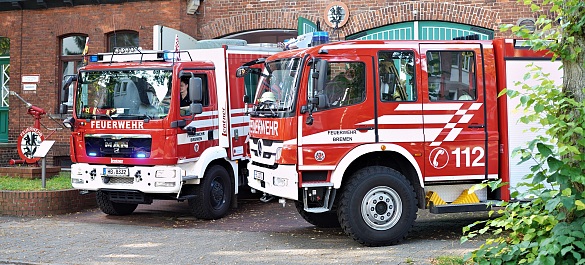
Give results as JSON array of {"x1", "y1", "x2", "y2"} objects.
[{"x1": 346, "y1": 21, "x2": 493, "y2": 41}]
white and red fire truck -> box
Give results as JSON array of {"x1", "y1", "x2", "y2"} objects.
[
  {"x1": 239, "y1": 38, "x2": 562, "y2": 246},
  {"x1": 61, "y1": 41, "x2": 280, "y2": 219}
]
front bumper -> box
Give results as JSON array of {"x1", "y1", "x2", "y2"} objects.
[
  {"x1": 70, "y1": 163, "x2": 183, "y2": 194},
  {"x1": 247, "y1": 163, "x2": 299, "y2": 201}
]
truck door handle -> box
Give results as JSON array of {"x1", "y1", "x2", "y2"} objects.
[
  {"x1": 356, "y1": 127, "x2": 374, "y2": 131},
  {"x1": 468, "y1": 124, "x2": 485, "y2": 128}
]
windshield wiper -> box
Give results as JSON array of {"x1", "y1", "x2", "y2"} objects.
[
  {"x1": 84, "y1": 113, "x2": 113, "y2": 120},
  {"x1": 116, "y1": 113, "x2": 155, "y2": 121}
]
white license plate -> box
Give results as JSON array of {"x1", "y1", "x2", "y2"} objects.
[
  {"x1": 105, "y1": 168, "x2": 129, "y2": 177},
  {"x1": 254, "y1": 170, "x2": 264, "y2": 181}
]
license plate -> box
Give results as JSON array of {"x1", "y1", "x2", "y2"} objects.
[
  {"x1": 105, "y1": 167, "x2": 129, "y2": 177},
  {"x1": 254, "y1": 170, "x2": 264, "y2": 181}
]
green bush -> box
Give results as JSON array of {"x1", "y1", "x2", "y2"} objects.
[{"x1": 462, "y1": 1, "x2": 585, "y2": 264}]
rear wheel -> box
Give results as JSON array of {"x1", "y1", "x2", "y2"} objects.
[
  {"x1": 294, "y1": 201, "x2": 340, "y2": 228},
  {"x1": 96, "y1": 190, "x2": 138, "y2": 216},
  {"x1": 189, "y1": 165, "x2": 233, "y2": 219},
  {"x1": 338, "y1": 166, "x2": 417, "y2": 246}
]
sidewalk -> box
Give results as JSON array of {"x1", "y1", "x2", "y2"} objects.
[{"x1": 0, "y1": 199, "x2": 488, "y2": 265}]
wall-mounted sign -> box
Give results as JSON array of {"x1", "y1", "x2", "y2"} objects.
[
  {"x1": 22, "y1": 84, "x2": 37, "y2": 91},
  {"x1": 21, "y1": 75, "x2": 40, "y2": 83},
  {"x1": 324, "y1": 1, "x2": 349, "y2": 28}
]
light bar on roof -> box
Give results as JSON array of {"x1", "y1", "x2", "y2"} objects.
[{"x1": 94, "y1": 47, "x2": 166, "y2": 63}]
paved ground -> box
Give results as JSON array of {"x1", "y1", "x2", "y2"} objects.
[{"x1": 0, "y1": 195, "x2": 490, "y2": 265}]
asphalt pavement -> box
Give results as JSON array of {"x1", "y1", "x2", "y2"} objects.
[{"x1": 0, "y1": 196, "x2": 490, "y2": 265}]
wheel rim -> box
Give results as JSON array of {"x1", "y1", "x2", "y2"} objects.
[
  {"x1": 210, "y1": 176, "x2": 225, "y2": 209},
  {"x1": 360, "y1": 186, "x2": 402, "y2": 230}
]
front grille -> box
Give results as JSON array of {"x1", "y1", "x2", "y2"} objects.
[
  {"x1": 85, "y1": 135, "x2": 152, "y2": 158},
  {"x1": 106, "y1": 190, "x2": 151, "y2": 204},
  {"x1": 104, "y1": 176, "x2": 134, "y2": 185}
]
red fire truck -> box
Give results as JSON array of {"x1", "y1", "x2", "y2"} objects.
[
  {"x1": 238, "y1": 38, "x2": 562, "y2": 246},
  {"x1": 61, "y1": 42, "x2": 280, "y2": 219}
]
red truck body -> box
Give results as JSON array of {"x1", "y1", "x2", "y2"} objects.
[
  {"x1": 65, "y1": 43, "x2": 279, "y2": 219},
  {"x1": 244, "y1": 38, "x2": 561, "y2": 245}
]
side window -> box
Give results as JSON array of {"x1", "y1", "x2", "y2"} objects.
[
  {"x1": 427, "y1": 51, "x2": 476, "y2": 101},
  {"x1": 180, "y1": 74, "x2": 209, "y2": 116},
  {"x1": 318, "y1": 62, "x2": 366, "y2": 109},
  {"x1": 378, "y1": 51, "x2": 416, "y2": 102},
  {"x1": 244, "y1": 69, "x2": 260, "y2": 100}
]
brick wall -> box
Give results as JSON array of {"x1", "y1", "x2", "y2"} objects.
[
  {"x1": 198, "y1": 0, "x2": 537, "y2": 39},
  {"x1": 0, "y1": 0, "x2": 195, "y2": 165},
  {"x1": 0, "y1": 189, "x2": 97, "y2": 216}
]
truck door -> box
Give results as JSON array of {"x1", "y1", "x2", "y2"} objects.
[
  {"x1": 299, "y1": 56, "x2": 375, "y2": 171},
  {"x1": 419, "y1": 44, "x2": 489, "y2": 182},
  {"x1": 178, "y1": 71, "x2": 218, "y2": 159}
]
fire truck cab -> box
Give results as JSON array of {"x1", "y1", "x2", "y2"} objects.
[
  {"x1": 62, "y1": 42, "x2": 280, "y2": 219},
  {"x1": 241, "y1": 38, "x2": 561, "y2": 246}
]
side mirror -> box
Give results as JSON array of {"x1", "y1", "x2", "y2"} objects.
[
  {"x1": 61, "y1": 75, "x2": 77, "y2": 103},
  {"x1": 190, "y1": 103, "x2": 203, "y2": 115},
  {"x1": 315, "y1": 60, "x2": 328, "y2": 93},
  {"x1": 189, "y1": 77, "x2": 202, "y2": 102},
  {"x1": 63, "y1": 116, "x2": 75, "y2": 131},
  {"x1": 236, "y1": 66, "x2": 250, "y2": 78}
]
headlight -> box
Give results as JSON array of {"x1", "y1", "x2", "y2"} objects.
[
  {"x1": 273, "y1": 177, "x2": 288, "y2": 187},
  {"x1": 155, "y1": 169, "x2": 177, "y2": 178},
  {"x1": 71, "y1": 178, "x2": 84, "y2": 184},
  {"x1": 275, "y1": 147, "x2": 283, "y2": 161},
  {"x1": 155, "y1": 182, "x2": 176, "y2": 187}
]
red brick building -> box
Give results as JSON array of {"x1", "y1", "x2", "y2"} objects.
[{"x1": 0, "y1": 0, "x2": 537, "y2": 167}]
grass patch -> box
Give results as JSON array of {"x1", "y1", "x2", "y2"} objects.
[
  {"x1": 0, "y1": 172, "x2": 72, "y2": 191},
  {"x1": 431, "y1": 255, "x2": 466, "y2": 265}
]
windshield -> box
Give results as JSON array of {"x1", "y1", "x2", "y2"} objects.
[
  {"x1": 75, "y1": 69, "x2": 172, "y2": 120},
  {"x1": 253, "y1": 58, "x2": 301, "y2": 114}
]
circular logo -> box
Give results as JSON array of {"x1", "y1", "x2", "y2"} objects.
[
  {"x1": 194, "y1": 143, "x2": 200, "y2": 153},
  {"x1": 257, "y1": 140, "x2": 263, "y2": 158},
  {"x1": 324, "y1": 1, "x2": 350, "y2": 28},
  {"x1": 429, "y1": 147, "x2": 449, "y2": 169},
  {"x1": 17, "y1": 127, "x2": 45, "y2": 163},
  {"x1": 314, "y1": 150, "x2": 326, "y2": 162}
]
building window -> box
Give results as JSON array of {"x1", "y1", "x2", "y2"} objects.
[
  {"x1": 107, "y1": 31, "x2": 139, "y2": 51},
  {"x1": 60, "y1": 35, "x2": 87, "y2": 110}
]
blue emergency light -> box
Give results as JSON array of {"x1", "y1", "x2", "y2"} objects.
[{"x1": 89, "y1": 55, "x2": 98, "y2": 62}]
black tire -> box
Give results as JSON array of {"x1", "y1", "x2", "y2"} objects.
[
  {"x1": 294, "y1": 201, "x2": 340, "y2": 228},
  {"x1": 96, "y1": 190, "x2": 138, "y2": 216},
  {"x1": 189, "y1": 165, "x2": 233, "y2": 220},
  {"x1": 338, "y1": 166, "x2": 417, "y2": 246}
]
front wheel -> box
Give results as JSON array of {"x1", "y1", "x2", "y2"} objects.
[
  {"x1": 189, "y1": 165, "x2": 233, "y2": 220},
  {"x1": 96, "y1": 190, "x2": 138, "y2": 216},
  {"x1": 338, "y1": 166, "x2": 417, "y2": 246}
]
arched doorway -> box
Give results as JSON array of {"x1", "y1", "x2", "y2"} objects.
[
  {"x1": 0, "y1": 37, "x2": 9, "y2": 143},
  {"x1": 347, "y1": 21, "x2": 493, "y2": 40},
  {"x1": 221, "y1": 29, "x2": 297, "y2": 45}
]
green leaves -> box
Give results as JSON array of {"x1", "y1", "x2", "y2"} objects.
[{"x1": 464, "y1": 1, "x2": 585, "y2": 264}]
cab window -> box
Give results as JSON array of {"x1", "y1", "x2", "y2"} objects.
[
  {"x1": 378, "y1": 51, "x2": 416, "y2": 102},
  {"x1": 427, "y1": 51, "x2": 476, "y2": 101},
  {"x1": 308, "y1": 62, "x2": 366, "y2": 110}
]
